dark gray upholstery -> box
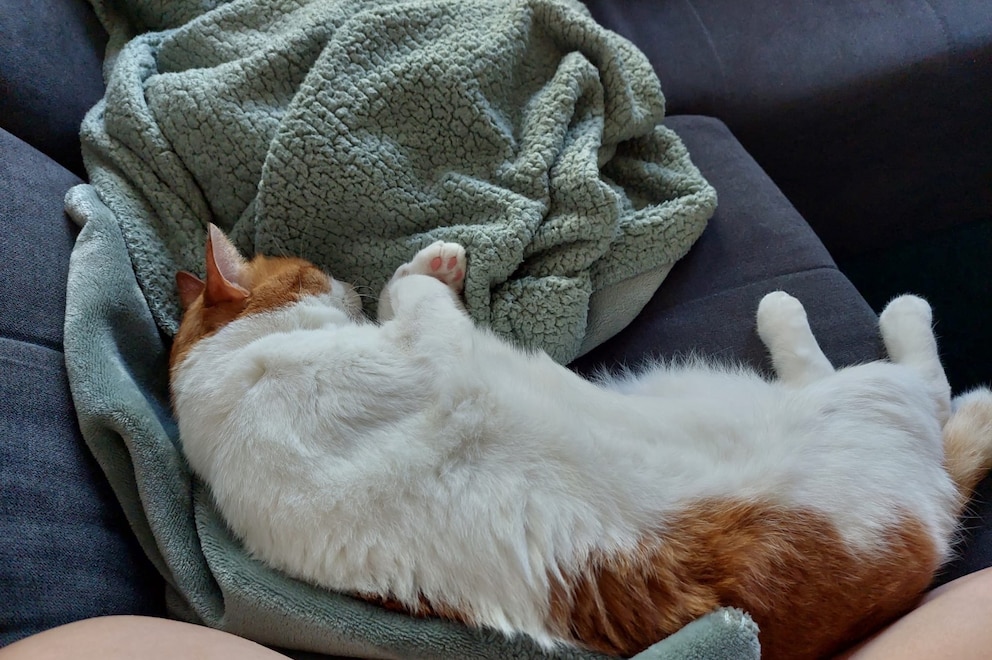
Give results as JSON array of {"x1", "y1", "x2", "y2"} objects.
[
  {"x1": 573, "y1": 115, "x2": 881, "y2": 375},
  {"x1": 0, "y1": 0, "x2": 108, "y2": 176},
  {"x1": 584, "y1": 0, "x2": 992, "y2": 259},
  {"x1": 0, "y1": 130, "x2": 83, "y2": 348},
  {"x1": 0, "y1": 128, "x2": 163, "y2": 645}
]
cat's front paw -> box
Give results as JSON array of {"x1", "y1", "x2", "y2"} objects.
[
  {"x1": 879, "y1": 295, "x2": 932, "y2": 335},
  {"x1": 757, "y1": 291, "x2": 807, "y2": 339},
  {"x1": 396, "y1": 241, "x2": 467, "y2": 293}
]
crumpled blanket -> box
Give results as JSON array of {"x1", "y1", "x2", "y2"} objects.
[
  {"x1": 72, "y1": 0, "x2": 715, "y2": 362},
  {"x1": 62, "y1": 0, "x2": 745, "y2": 657}
]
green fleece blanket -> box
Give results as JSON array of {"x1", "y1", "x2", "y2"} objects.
[
  {"x1": 74, "y1": 0, "x2": 715, "y2": 362},
  {"x1": 63, "y1": 0, "x2": 745, "y2": 657}
]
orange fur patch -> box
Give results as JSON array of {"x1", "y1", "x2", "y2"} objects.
[
  {"x1": 170, "y1": 255, "x2": 333, "y2": 372},
  {"x1": 547, "y1": 499, "x2": 938, "y2": 659},
  {"x1": 942, "y1": 392, "x2": 992, "y2": 509}
]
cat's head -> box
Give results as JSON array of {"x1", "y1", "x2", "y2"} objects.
[{"x1": 169, "y1": 224, "x2": 360, "y2": 370}]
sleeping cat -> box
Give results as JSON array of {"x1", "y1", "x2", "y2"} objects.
[{"x1": 170, "y1": 224, "x2": 992, "y2": 659}]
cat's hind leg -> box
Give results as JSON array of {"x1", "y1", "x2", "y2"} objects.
[
  {"x1": 942, "y1": 387, "x2": 992, "y2": 511},
  {"x1": 879, "y1": 295, "x2": 951, "y2": 425},
  {"x1": 757, "y1": 291, "x2": 836, "y2": 385},
  {"x1": 377, "y1": 241, "x2": 468, "y2": 325}
]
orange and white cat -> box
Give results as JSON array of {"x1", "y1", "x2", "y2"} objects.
[{"x1": 170, "y1": 224, "x2": 992, "y2": 659}]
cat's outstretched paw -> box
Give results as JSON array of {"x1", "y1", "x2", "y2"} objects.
[
  {"x1": 396, "y1": 241, "x2": 467, "y2": 293},
  {"x1": 879, "y1": 295, "x2": 932, "y2": 337},
  {"x1": 757, "y1": 291, "x2": 835, "y2": 383},
  {"x1": 878, "y1": 295, "x2": 948, "y2": 424},
  {"x1": 757, "y1": 291, "x2": 808, "y2": 342},
  {"x1": 878, "y1": 295, "x2": 936, "y2": 366}
]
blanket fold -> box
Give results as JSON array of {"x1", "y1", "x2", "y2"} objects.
[{"x1": 63, "y1": 0, "x2": 745, "y2": 657}]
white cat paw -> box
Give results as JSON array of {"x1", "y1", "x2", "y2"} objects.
[
  {"x1": 757, "y1": 291, "x2": 807, "y2": 338},
  {"x1": 879, "y1": 295, "x2": 932, "y2": 335},
  {"x1": 756, "y1": 291, "x2": 834, "y2": 383},
  {"x1": 398, "y1": 241, "x2": 467, "y2": 293}
]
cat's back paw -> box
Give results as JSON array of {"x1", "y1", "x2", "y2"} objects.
[
  {"x1": 944, "y1": 387, "x2": 992, "y2": 497},
  {"x1": 404, "y1": 241, "x2": 466, "y2": 292}
]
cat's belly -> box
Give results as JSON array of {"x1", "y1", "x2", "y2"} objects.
[{"x1": 574, "y1": 362, "x2": 956, "y2": 555}]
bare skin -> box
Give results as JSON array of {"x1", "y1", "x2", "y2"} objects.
[
  {"x1": 835, "y1": 566, "x2": 992, "y2": 660},
  {"x1": 0, "y1": 616, "x2": 290, "y2": 660},
  {"x1": 2, "y1": 567, "x2": 990, "y2": 659}
]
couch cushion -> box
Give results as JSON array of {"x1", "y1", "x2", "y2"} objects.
[
  {"x1": 0, "y1": 130, "x2": 164, "y2": 644},
  {"x1": 0, "y1": 340, "x2": 164, "y2": 644},
  {"x1": 0, "y1": 0, "x2": 108, "y2": 176},
  {"x1": 584, "y1": 0, "x2": 992, "y2": 258},
  {"x1": 572, "y1": 114, "x2": 882, "y2": 375},
  {"x1": 0, "y1": 129, "x2": 85, "y2": 349}
]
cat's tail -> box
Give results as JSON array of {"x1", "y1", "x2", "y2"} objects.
[{"x1": 943, "y1": 387, "x2": 992, "y2": 510}]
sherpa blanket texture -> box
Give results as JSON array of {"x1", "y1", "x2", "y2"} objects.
[
  {"x1": 63, "y1": 0, "x2": 744, "y2": 657},
  {"x1": 72, "y1": 0, "x2": 715, "y2": 363}
]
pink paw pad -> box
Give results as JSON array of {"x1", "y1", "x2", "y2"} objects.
[
  {"x1": 405, "y1": 241, "x2": 468, "y2": 293},
  {"x1": 429, "y1": 255, "x2": 460, "y2": 273}
]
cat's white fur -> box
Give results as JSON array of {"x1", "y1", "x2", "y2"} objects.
[{"x1": 172, "y1": 241, "x2": 961, "y2": 648}]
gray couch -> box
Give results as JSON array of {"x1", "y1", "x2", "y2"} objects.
[{"x1": 2, "y1": 0, "x2": 990, "y2": 649}]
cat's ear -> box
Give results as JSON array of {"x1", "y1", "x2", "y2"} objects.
[
  {"x1": 176, "y1": 271, "x2": 205, "y2": 309},
  {"x1": 204, "y1": 224, "x2": 250, "y2": 307}
]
